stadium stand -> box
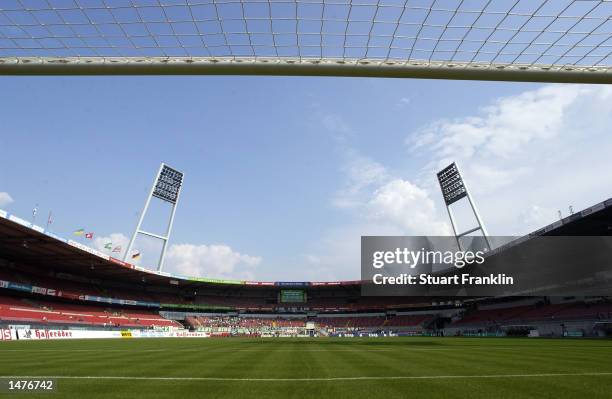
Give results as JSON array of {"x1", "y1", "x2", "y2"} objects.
[
  {"x1": 453, "y1": 301, "x2": 612, "y2": 327},
  {"x1": 386, "y1": 314, "x2": 435, "y2": 327},
  {"x1": 182, "y1": 314, "x2": 436, "y2": 334},
  {"x1": 1, "y1": 197, "x2": 612, "y2": 338},
  {"x1": 315, "y1": 316, "x2": 386, "y2": 329},
  {"x1": 0, "y1": 296, "x2": 180, "y2": 328}
]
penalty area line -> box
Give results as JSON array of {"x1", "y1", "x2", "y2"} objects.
[{"x1": 2, "y1": 372, "x2": 612, "y2": 382}]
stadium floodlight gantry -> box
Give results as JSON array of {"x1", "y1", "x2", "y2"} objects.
[{"x1": 0, "y1": 0, "x2": 611, "y2": 83}]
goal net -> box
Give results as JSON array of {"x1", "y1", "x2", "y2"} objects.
[{"x1": 1, "y1": 0, "x2": 611, "y2": 82}]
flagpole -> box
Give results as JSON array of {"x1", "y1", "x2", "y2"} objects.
[{"x1": 46, "y1": 211, "x2": 52, "y2": 231}]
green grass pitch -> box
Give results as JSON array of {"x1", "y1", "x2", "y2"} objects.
[{"x1": 1, "y1": 337, "x2": 612, "y2": 398}]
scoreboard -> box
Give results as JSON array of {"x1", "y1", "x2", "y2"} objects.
[{"x1": 279, "y1": 290, "x2": 306, "y2": 303}]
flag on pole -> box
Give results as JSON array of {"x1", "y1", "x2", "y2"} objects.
[
  {"x1": 73, "y1": 229, "x2": 85, "y2": 236},
  {"x1": 131, "y1": 251, "x2": 141, "y2": 259},
  {"x1": 32, "y1": 204, "x2": 39, "y2": 226},
  {"x1": 112, "y1": 246, "x2": 122, "y2": 253},
  {"x1": 85, "y1": 232, "x2": 93, "y2": 239},
  {"x1": 104, "y1": 242, "x2": 112, "y2": 249}
]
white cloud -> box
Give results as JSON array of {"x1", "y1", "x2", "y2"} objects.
[
  {"x1": 94, "y1": 232, "x2": 263, "y2": 280},
  {"x1": 165, "y1": 243, "x2": 262, "y2": 280},
  {"x1": 332, "y1": 150, "x2": 388, "y2": 209},
  {"x1": 406, "y1": 84, "x2": 612, "y2": 235},
  {"x1": 319, "y1": 113, "x2": 354, "y2": 145},
  {"x1": 308, "y1": 84, "x2": 612, "y2": 279},
  {"x1": 0, "y1": 192, "x2": 13, "y2": 207},
  {"x1": 311, "y1": 176, "x2": 449, "y2": 280},
  {"x1": 408, "y1": 85, "x2": 593, "y2": 166},
  {"x1": 398, "y1": 97, "x2": 411, "y2": 107},
  {"x1": 518, "y1": 205, "x2": 558, "y2": 231},
  {"x1": 332, "y1": 148, "x2": 449, "y2": 236},
  {"x1": 302, "y1": 223, "x2": 405, "y2": 281},
  {"x1": 304, "y1": 254, "x2": 321, "y2": 265},
  {"x1": 367, "y1": 179, "x2": 450, "y2": 235},
  {"x1": 308, "y1": 116, "x2": 452, "y2": 279},
  {"x1": 321, "y1": 114, "x2": 351, "y2": 135}
]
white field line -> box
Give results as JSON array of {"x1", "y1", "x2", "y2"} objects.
[
  {"x1": 1, "y1": 372, "x2": 612, "y2": 382},
  {"x1": 0, "y1": 348, "x2": 509, "y2": 352}
]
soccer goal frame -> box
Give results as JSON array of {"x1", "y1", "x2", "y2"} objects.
[{"x1": 1, "y1": 1, "x2": 611, "y2": 83}]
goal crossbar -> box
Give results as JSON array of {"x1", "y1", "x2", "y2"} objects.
[
  {"x1": 1, "y1": 0, "x2": 611, "y2": 82},
  {"x1": 1, "y1": 57, "x2": 609, "y2": 83}
]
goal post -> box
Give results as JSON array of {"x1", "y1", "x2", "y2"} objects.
[{"x1": 1, "y1": 0, "x2": 611, "y2": 83}]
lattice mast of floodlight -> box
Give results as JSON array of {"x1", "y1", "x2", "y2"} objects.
[
  {"x1": 124, "y1": 163, "x2": 184, "y2": 272},
  {"x1": 437, "y1": 163, "x2": 491, "y2": 252}
]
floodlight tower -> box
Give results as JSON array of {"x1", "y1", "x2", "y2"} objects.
[
  {"x1": 437, "y1": 162, "x2": 491, "y2": 252},
  {"x1": 124, "y1": 163, "x2": 184, "y2": 271}
]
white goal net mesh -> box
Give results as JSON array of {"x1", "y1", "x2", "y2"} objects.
[{"x1": 1, "y1": 0, "x2": 611, "y2": 80}]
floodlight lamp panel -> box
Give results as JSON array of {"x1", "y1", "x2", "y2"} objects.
[
  {"x1": 437, "y1": 163, "x2": 467, "y2": 206},
  {"x1": 152, "y1": 164, "x2": 184, "y2": 205}
]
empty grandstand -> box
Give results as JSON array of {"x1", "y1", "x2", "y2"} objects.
[{"x1": 1, "y1": 195, "x2": 611, "y2": 339}]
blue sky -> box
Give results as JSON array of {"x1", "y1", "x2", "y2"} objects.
[{"x1": 1, "y1": 76, "x2": 611, "y2": 281}]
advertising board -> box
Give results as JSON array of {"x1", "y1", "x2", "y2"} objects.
[{"x1": 13, "y1": 329, "x2": 209, "y2": 340}]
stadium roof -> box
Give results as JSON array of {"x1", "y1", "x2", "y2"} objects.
[
  {"x1": 0, "y1": 209, "x2": 360, "y2": 288},
  {"x1": 1, "y1": 196, "x2": 612, "y2": 289}
]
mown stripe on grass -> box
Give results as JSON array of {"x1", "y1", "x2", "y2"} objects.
[{"x1": 3, "y1": 345, "x2": 610, "y2": 353}]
